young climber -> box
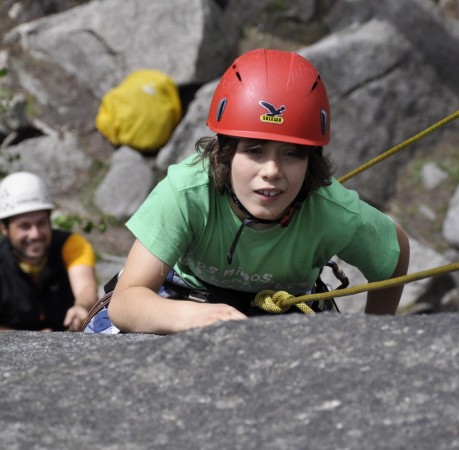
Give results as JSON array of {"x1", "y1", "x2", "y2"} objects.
[
  {"x1": 91, "y1": 48, "x2": 410, "y2": 334},
  {"x1": 0, "y1": 172, "x2": 99, "y2": 331}
]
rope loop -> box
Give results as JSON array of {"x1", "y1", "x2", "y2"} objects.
[{"x1": 252, "y1": 290, "x2": 316, "y2": 315}]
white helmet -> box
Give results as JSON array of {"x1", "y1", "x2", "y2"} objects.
[{"x1": 0, "y1": 172, "x2": 54, "y2": 220}]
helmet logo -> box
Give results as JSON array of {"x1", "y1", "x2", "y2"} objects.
[{"x1": 259, "y1": 101, "x2": 285, "y2": 124}]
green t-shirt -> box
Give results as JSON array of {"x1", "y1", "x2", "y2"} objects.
[{"x1": 127, "y1": 153, "x2": 400, "y2": 295}]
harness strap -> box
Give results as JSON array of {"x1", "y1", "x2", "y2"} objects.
[{"x1": 165, "y1": 271, "x2": 337, "y2": 316}]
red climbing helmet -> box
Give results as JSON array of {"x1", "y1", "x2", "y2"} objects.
[{"x1": 207, "y1": 48, "x2": 330, "y2": 146}]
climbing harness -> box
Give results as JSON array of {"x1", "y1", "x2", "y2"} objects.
[
  {"x1": 254, "y1": 110, "x2": 459, "y2": 314},
  {"x1": 80, "y1": 264, "x2": 344, "y2": 331}
]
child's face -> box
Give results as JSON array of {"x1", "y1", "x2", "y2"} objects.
[{"x1": 230, "y1": 139, "x2": 309, "y2": 221}]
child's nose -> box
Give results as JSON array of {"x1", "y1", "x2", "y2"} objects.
[{"x1": 261, "y1": 158, "x2": 281, "y2": 178}]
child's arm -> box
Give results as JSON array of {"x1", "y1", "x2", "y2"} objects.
[
  {"x1": 364, "y1": 223, "x2": 410, "y2": 315},
  {"x1": 107, "y1": 240, "x2": 246, "y2": 334}
]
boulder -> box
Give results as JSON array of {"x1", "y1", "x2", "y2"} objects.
[
  {"x1": 299, "y1": 18, "x2": 459, "y2": 206},
  {"x1": 3, "y1": 0, "x2": 273, "y2": 130},
  {"x1": 321, "y1": 237, "x2": 458, "y2": 314},
  {"x1": 443, "y1": 185, "x2": 459, "y2": 248},
  {"x1": 94, "y1": 146, "x2": 154, "y2": 219},
  {"x1": 0, "y1": 132, "x2": 91, "y2": 196},
  {"x1": 1, "y1": 314, "x2": 458, "y2": 449}
]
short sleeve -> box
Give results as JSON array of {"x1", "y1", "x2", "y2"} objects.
[
  {"x1": 126, "y1": 176, "x2": 196, "y2": 267},
  {"x1": 337, "y1": 202, "x2": 400, "y2": 282},
  {"x1": 62, "y1": 234, "x2": 96, "y2": 269}
]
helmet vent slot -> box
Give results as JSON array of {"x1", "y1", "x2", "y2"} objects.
[
  {"x1": 231, "y1": 64, "x2": 242, "y2": 81},
  {"x1": 311, "y1": 75, "x2": 321, "y2": 92},
  {"x1": 216, "y1": 98, "x2": 227, "y2": 122},
  {"x1": 320, "y1": 109, "x2": 328, "y2": 135}
]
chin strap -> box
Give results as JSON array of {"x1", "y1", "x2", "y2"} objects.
[
  {"x1": 227, "y1": 218, "x2": 254, "y2": 264},
  {"x1": 226, "y1": 187, "x2": 303, "y2": 264}
]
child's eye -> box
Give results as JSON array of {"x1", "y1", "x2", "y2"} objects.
[
  {"x1": 244, "y1": 146, "x2": 262, "y2": 154},
  {"x1": 284, "y1": 149, "x2": 303, "y2": 158}
]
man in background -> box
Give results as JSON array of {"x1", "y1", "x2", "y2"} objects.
[{"x1": 0, "y1": 171, "x2": 98, "y2": 331}]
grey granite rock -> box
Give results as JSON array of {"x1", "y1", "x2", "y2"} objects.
[{"x1": 1, "y1": 313, "x2": 458, "y2": 449}]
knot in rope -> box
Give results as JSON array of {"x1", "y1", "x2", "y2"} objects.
[{"x1": 252, "y1": 290, "x2": 316, "y2": 315}]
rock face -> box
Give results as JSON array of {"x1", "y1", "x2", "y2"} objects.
[
  {"x1": 93, "y1": 146, "x2": 155, "y2": 219},
  {"x1": 1, "y1": 313, "x2": 458, "y2": 449},
  {"x1": 3, "y1": 0, "x2": 273, "y2": 130},
  {"x1": 443, "y1": 186, "x2": 459, "y2": 247},
  {"x1": 299, "y1": 18, "x2": 457, "y2": 206}
]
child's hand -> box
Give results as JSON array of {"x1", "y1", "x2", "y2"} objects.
[{"x1": 180, "y1": 302, "x2": 247, "y2": 331}]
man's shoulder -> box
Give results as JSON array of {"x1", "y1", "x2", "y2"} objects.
[
  {"x1": 51, "y1": 228, "x2": 72, "y2": 241},
  {"x1": 49, "y1": 229, "x2": 74, "y2": 252},
  {"x1": 0, "y1": 236, "x2": 11, "y2": 260}
]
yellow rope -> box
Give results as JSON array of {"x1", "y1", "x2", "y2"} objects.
[
  {"x1": 338, "y1": 110, "x2": 459, "y2": 183},
  {"x1": 253, "y1": 110, "x2": 459, "y2": 314},
  {"x1": 253, "y1": 262, "x2": 459, "y2": 313},
  {"x1": 252, "y1": 290, "x2": 316, "y2": 315}
]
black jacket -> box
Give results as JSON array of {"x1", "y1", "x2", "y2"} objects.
[{"x1": 0, "y1": 230, "x2": 75, "y2": 331}]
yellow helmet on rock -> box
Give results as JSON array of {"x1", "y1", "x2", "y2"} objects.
[{"x1": 0, "y1": 172, "x2": 54, "y2": 220}]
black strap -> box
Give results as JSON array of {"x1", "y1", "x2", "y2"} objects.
[{"x1": 103, "y1": 273, "x2": 119, "y2": 293}]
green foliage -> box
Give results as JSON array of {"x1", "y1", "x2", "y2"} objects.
[
  {"x1": 438, "y1": 158, "x2": 459, "y2": 184},
  {"x1": 0, "y1": 149, "x2": 21, "y2": 178},
  {"x1": 266, "y1": 0, "x2": 288, "y2": 12},
  {"x1": 0, "y1": 82, "x2": 12, "y2": 115},
  {"x1": 24, "y1": 93, "x2": 38, "y2": 118},
  {"x1": 52, "y1": 213, "x2": 108, "y2": 234}
]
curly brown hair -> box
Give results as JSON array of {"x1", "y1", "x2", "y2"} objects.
[{"x1": 194, "y1": 134, "x2": 335, "y2": 201}]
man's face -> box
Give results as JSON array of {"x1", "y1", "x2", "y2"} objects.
[{"x1": 1, "y1": 210, "x2": 52, "y2": 264}]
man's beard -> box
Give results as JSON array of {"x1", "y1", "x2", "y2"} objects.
[{"x1": 14, "y1": 240, "x2": 49, "y2": 265}]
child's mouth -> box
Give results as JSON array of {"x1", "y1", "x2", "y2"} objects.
[{"x1": 257, "y1": 190, "x2": 281, "y2": 197}]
